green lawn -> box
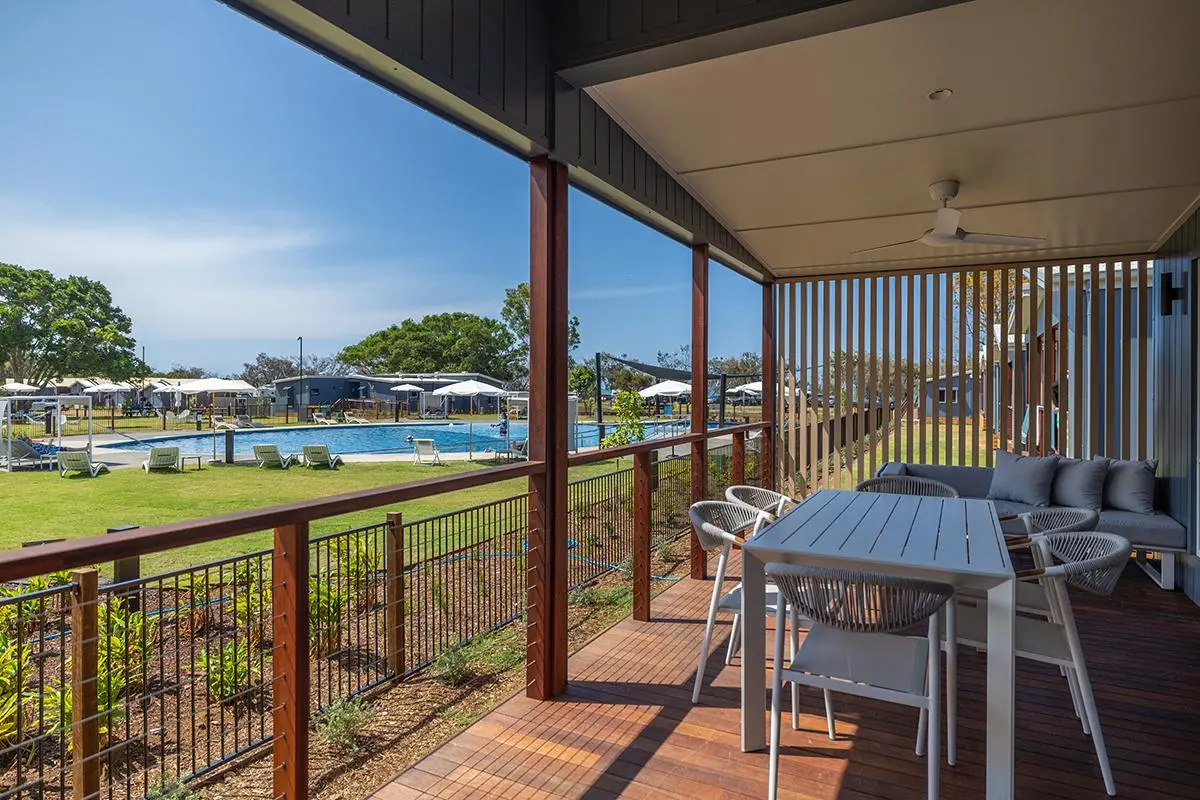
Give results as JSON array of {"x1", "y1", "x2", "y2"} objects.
[{"x1": 2, "y1": 458, "x2": 625, "y2": 575}]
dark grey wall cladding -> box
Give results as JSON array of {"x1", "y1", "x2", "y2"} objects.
[
  {"x1": 553, "y1": 0, "x2": 836, "y2": 67},
  {"x1": 278, "y1": 1, "x2": 764, "y2": 275},
  {"x1": 295, "y1": 0, "x2": 553, "y2": 149},
  {"x1": 1153, "y1": 205, "x2": 1198, "y2": 597},
  {"x1": 553, "y1": 78, "x2": 763, "y2": 271}
]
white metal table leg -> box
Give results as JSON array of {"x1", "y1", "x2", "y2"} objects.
[
  {"x1": 741, "y1": 549, "x2": 767, "y2": 752},
  {"x1": 986, "y1": 578, "x2": 1016, "y2": 799}
]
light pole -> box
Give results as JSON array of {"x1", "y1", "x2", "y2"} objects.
[{"x1": 297, "y1": 336, "x2": 304, "y2": 422}]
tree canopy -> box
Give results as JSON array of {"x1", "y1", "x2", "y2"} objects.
[
  {"x1": 158, "y1": 364, "x2": 214, "y2": 379},
  {"x1": 338, "y1": 312, "x2": 517, "y2": 380},
  {"x1": 501, "y1": 282, "x2": 581, "y2": 363},
  {"x1": 237, "y1": 352, "x2": 350, "y2": 385},
  {"x1": 0, "y1": 263, "x2": 138, "y2": 386}
]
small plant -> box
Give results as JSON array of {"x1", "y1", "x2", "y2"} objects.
[
  {"x1": 430, "y1": 577, "x2": 449, "y2": 615},
  {"x1": 433, "y1": 646, "x2": 472, "y2": 687},
  {"x1": 308, "y1": 577, "x2": 348, "y2": 656},
  {"x1": 603, "y1": 518, "x2": 618, "y2": 540},
  {"x1": 146, "y1": 780, "x2": 203, "y2": 800},
  {"x1": 655, "y1": 538, "x2": 683, "y2": 564},
  {"x1": 601, "y1": 390, "x2": 646, "y2": 448},
  {"x1": 568, "y1": 586, "x2": 597, "y2": 607},
  {"x1": 315, "y1": 697, "x2": 373, "y2": 754},
  {"x1": 585, "y1": 534, "x2": 602, "y2": 549},
  {"x1": 194, "y1": 640, "x2": 259, "y2": 703},
  {"x1": 233, "y1": 584, "x2": 271, "y2": 648}
]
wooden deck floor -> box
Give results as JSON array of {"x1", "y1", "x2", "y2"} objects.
[{"x1": 373, "y1": 558, "x2": 1200, "y2": 799}]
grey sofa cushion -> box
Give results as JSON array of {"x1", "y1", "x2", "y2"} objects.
[
  {"x1": 1097, "y1": 457, "x2": 1158, "y2": 514},
  {"x1": 1097, "y1": 509, "x2": 1186, "y2": 550},
  {"x1": 876, "y1": 462, "x2": 908, "y2": 478},
  {"x1": 902, "y1": 463, "x2": 994, "y2": 499},
  {"x1": 987, "y1": 450, "x2": 1059, "y2": 506},
  {"x1": 1051, "y1": 458, "x2": 1108, "y2": 511}
]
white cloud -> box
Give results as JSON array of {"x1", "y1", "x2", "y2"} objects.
[
  {"x1": 570, "y1": 282, "x2": 688, "y2": 301},
  {"x1": 0, "y1": 200, "x2": 489, "y2": 351}
]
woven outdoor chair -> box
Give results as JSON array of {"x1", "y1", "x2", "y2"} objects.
[
  {"x1": 725, "y1": 485, "x2": 796, "y2": 518},
  {"x1": 766, "y1": 563, "x2": 954, "y2": 800},
  {"x1": 946, "y1": 531, "x2": 1130, "y2": 795},
  {"x1": 855, "y1": 475, "x2": 959, "y2": 498}
]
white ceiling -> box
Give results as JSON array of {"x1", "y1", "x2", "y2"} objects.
[{"x1": 589, "y1": 0, "x2": 1200, "y2": 277}]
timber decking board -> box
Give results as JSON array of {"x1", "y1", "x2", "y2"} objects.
[{"x1": 375, "y1": 552, "x2": 1200, "y2": 800}]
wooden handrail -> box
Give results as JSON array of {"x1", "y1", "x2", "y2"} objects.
[
  {"x1": 0, "y1": 460, "x2": 545, "y2": 583},
  {"x1": 567, "y1": 422, "x2": 768, "y2": 467}
]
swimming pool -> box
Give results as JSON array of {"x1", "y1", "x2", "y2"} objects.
[{"x1": 99, "y1": 420, "x2": 691, "y2": 457}]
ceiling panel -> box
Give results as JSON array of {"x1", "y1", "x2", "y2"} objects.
[{"x1": 741, "y1": 187, "x2": 1196, "y2": 272}]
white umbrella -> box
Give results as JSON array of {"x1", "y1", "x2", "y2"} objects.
[
  {"x1": 432, "y1": 379, "x2": 506, "y2": 397},
  {"x1": 638, "y1": 380, "x2": 691, "y2": 399},
  {"x1": 389, "y1": 383, "x2": 425, "y2": 393},
  {"x1": 0, "y1": 382, "x2": 40, "y2": 394},
  {"x1": 729, "y1": 380, "x2": 763, "y2": 394}
]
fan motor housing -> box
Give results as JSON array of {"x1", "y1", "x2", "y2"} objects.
[{"x1": 929, "y1": 180, "x2": 960, "y2": 203}]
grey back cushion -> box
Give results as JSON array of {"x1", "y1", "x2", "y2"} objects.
[
  {"x1": 987, "y1": 450, "x2": 1059, "y2": 507},
  {"x1": 1095, "y1": 457, "x2": 1158, "y2": 514},
  {"x1": 904, "y1": 463, "x2": 994, "y2": 499},
  {"x1": 1051, "y1": 458, "x2": 1108, "y2": 511}
]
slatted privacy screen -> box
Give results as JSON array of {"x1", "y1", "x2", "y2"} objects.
[{"x1": 773, "y1": 261, "x2": 1155, "y2": 491}]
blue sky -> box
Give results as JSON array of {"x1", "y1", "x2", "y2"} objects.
[{"x1": 0, "y1": 0, "x2": 763, "y2": 376}]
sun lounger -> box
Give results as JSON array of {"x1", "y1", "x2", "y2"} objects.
[
  {"x1": 343, "y1": 413, "x2": 369, "y2": 424},
  {"x1": 235, "y1": 414, "x2": 265, "y2": 429},
  {"x1": 142, "y1": 446, "x2": 182, "y2": 472},
  {"x1": 211, "y1": 414, "x2": 238, "y2": 431},
  {"x1": 509, "y1": 438, "x2": 529, "y2": 461},
  {"x1": 253, "y1": 444, "x2": 296, "y2": 469},
  {"x1": 413, "y1": 438, "x2": 441, "y2": 465},
  {"x1": 302, "y1": 445, "x2": 344, "y2": 469},
  {"x1": 57, "y1": 451, "x2": 109, "y2": 478},
  {"x1": 311, "y1": 411, "x2": 339, "y2": 425},
  {"x1": 2, "y1": 438, "x2": 55, "y2": 470}
]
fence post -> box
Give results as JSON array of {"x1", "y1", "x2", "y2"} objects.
[
  {"x1": 70, "y1": 568, "x2": 99, "y2": 800},
  {"x1": 732, "y1": 430, "x2": 746, "y2": 486},
  {"x1": 385, "y1": 512, "x2": 405, "y2": 676},
  {"x1": 633, "y1": 451, "x2": 652, "y2": 622},
  {"x1": 273, "y1": 522, "x2": 310, "y2": 800}
]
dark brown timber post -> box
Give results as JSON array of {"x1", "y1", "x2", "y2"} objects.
[
  {"x1": 761, "y1": 282, "x2": 776, "y2": 491},
  {"x1": 70, "y1": 568, "x2": 99, "y2": 800},
  {"x1": 632, "y1": 450, "x2": 652, "y2": 622},
  {"x1": 690, "y1": 244, "x2": 710, "y2": 580},
  {"x1": 385, "y1": 512, "x2": 405, "y2": 676},
  {"x1": 732, "y1": 430, "x2": 746, "y2": 486},
  {"x1": 527, "y1": 155, "x2": 569, "y2": 699},
  {"x1": 273, "y1": 522, "x2": 310, "y2": 800}
]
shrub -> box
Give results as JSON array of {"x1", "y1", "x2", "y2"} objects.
[
  {"x1": 146, "y1": 780, "x2": 203, "y2": 800},
  {"x1": 433, "y1": 647, "x2": 472, "y2": 686},
  {"x1": 315, "y1": 697, "x2": 373, "y2": 754},
  {"x1": 308, "y1": 577, "x2": 347, "y2": 656},
  {"x1": 195, "y1": 641, "x2": 259, "y2": 703},
  {"x1": 601, "y1": 391, "x2": 646, "y2": 448},
  {"x1": 233, "y1": 585, "x2": 271, "y2": 649}
]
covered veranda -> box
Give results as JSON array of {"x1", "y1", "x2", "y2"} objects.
[{"x1": 4, "y1": 1, "x2": 1198, "y2": 799}]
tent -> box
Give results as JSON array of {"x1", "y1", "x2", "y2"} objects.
[
  {"x1": 170, "y1": 378, "x2": 257, "y2": 395},
  {"x1": 638, "y1": 380, "x2": 691, "y2": 399},
  {"x1": 389, "y1": 383, "x2": 425, "y2": 393},
  {"x1": 431, "y1": 379, "x2": 506, "y2": 417},
  {"x1": 0, "y1": 382, "x2": 40, "y2": 394},
  {"x1": 729, "y1": 381, "x2": 762, "y2": 394}
]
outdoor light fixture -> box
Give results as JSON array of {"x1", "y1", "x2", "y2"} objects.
[{"x1": 928, "y1": 87, "x2": 953, "y2": 101}]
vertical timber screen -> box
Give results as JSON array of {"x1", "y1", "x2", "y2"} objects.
[{"x1": 778, "y1": 261, "x2": 1155, "y2": 489}]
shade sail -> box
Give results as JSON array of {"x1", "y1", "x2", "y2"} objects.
[
  {"x1": 389, "y1": 384, "x2": 425, "y2": 392},
  {"x1": 0, "y1": 382, "x2": 40, "y2": 394},
  {"x1": 432, "y1": 379, "x2": 506, "y2": 397},
  {"x1": 639, "y1": 380, "x2": 691, "y2": 398}
]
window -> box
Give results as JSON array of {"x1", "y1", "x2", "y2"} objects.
[{"x1": 938, "y1": 387, "x2": 959, "y2": 403}]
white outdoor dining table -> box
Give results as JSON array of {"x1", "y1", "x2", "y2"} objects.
[{"x1": 740, "y1": 489, "x2": 1017, "y2": 799}]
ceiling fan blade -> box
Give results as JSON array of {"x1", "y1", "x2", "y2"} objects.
[
  {"x1": 959, "y1": 231, "x2": 1044, "y2": 247},
  {"x1": 851, "y1": 237, "x2": 922, "y2": 256},
  {"x1": 933, "y1": 207, "x2": 962, "y2": 237}
]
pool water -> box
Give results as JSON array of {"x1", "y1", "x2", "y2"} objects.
[{"x1": 99, "y1": 421, "x2": 667, "y2": 457}]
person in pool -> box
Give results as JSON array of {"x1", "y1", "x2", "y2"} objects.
[{"x1": 493, "y1": 409, "x2": 510, "y2": 437}]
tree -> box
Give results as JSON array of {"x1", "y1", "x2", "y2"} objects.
[
  {"x1": 338, "y1": 312, "x2": 518, "y2": 380},
  {"x1": 238, "y1": 353, "x2": 299, "y2": 386},
  {"x1": 159, "y1": 364, "x2": 214, "y2": 379},
  {"x1": 568, "y1": 363, "x2": 597, "y2": 414},
  {"x1": 951, "y1": 271, "x2": 1024, "y2": 340},
  {"x1": 601, "y1": 390, "x2": 646, "y2": 448},
  {"x1": 0, "y1": 263, "x2": 138, "y2": 386},
  {"x1": 600, "y1": 356, "x2": 653, "y2": 394},
  {"x1": 709, "y1": 351, "x2": 762, "y2": 377},
  {"x1": 656, "y1": 345, "x2": 690, "y2": 372},
  {"x1": 501, "y1": 282, "x2": 581, "y2": 363}
]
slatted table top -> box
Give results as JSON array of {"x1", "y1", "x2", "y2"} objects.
[{"x1": 744, "y1": 489, "x2": 1013, "y2": 584}]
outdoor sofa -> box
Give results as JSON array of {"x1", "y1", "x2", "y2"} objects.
[{"x1": 877, "y1": 458, "x2": 1186, "y2": 590}]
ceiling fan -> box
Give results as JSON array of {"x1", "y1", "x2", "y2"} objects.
[{"x1": 852, "y1": 180, "x2": 1044, "y2": 255}]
